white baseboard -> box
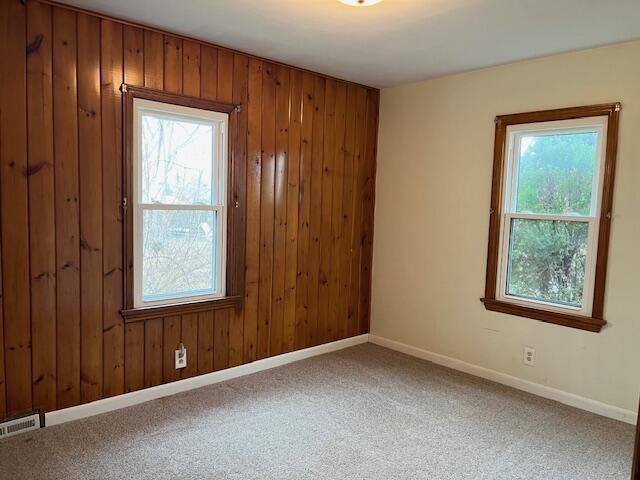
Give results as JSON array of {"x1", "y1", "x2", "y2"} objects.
[
  {"x1": 46, "y1": 334, "x2": 369, "y2": 427},
  {"x1": 369, "y1": 334, "x2": 637, "y2": 425},
  {"x1": 46, "y1": 332, "x2": 637, "y2": 427}
]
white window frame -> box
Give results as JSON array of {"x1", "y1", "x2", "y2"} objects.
[
  {"x1": 132, "y1": 98, "x2": 228, "y2": 308},
  {"x1": 495, "y1": 116, "x2": 608, "y2": 317}
]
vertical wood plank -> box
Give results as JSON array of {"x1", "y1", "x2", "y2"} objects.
[
  {"x1": 163, "y1": 316, "x2": 181, "y2": 383},
  {"x1": 214, "y1": 309, "x2": 230, "y2": 371},
  {"x1": 123, "y1": 27, "x2": 143, "y2": 87},
  {"x1": 229, "y1": 53, "x2": 249, "y2": 367},
  {"x1": 53, "y1": 7, "x2": 81, "y2": 409},
  {"x1": 200, "y1": 46, "x2": 218, "y2": 100},
  {"x1": 294, "y1": 73, "x2": 315, "y2": 351},
  {"x1": 347, "y1": 87, "x2": 368, "y2": 337},
  {"x1": 328, "y1": 82, "x2": 347, "y2": 342},
  {"x1": 163, "y1": 35, "x2": 182, "y2": 93},
  {"x1": 143, "y1": 30, "x2": 162, "y2": 89},
  {"x1": 243, "y1": 58, "x2": 262, "y2": 363},
  {"x1": 182, "y1": 40, "x2": 200, "y2": 97},
  {"x1": 270, "y1": 65, "x2": 290, "y2": 356},
  {"x1": 124, "y1": 323, "x2": 144, "y2": 392},
  {"x1": 197, "y1": 311, "x2": 214, "y2": 374},
  {"x1": 78, "y1": 13, "x2": 103, "y2": 404},
  {"x1": 283, "y1": 69, "x2": 303, "y2": 353},
  {"x1": 101, "y1": 19, "x2": 124, "y2": 399},
  {"x1": 123, "y1": 25, "x2": 144, "y2": 393},
  {"x1": 359, "y1": 90, "x2": 379, "y2": 334},
  {"x1": 316, "y1": 79, "x2": 336, "y2": 345},
  {"x1": 144, "y1": 319, "x2": 163, "y2": 387},
  {"x1": 27, "y1": 0, "x2": 56, "y2": 412},
  {"x1": 0, "y1": 0, "x2": 31, "y2": 415},
  {"x1": 338, "y1": 85, "x2": 358, "y2": 339},
  {"x1": 180, "y1": 314, "x2": 198, "y2": 379},
  {"x1": 196, "y1": 51, "x2": 234, "y2": 367},
  {"x1": 256, "y1": 63, "x2": 276, "y2": 359},
  {"x1": 216, "y1": 50, "x2": 233, "y2": 102},
  {"x1": 306, "y1": 77, "x2": 326, "y2": 347}
]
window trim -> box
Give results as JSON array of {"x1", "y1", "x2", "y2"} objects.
[
  {"x1": 120, "y1": 84, "x2": 245, "y2": 322},
  {"x1": 481, "y1": 103, "x2": 621, "y2": 333}
]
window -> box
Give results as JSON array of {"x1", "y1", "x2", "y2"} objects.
[
  {"x1": 121, "y1": 85, "x2": 245, "y2": 320},
  {"x1": 133, "y1": 99, "x2": 227, "y2": 307},
  {"x1": 482, "y1": 104, "x2": 620, "y2": 332}
]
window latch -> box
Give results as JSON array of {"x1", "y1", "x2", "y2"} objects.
[{"x1": 122, "y1": 197, "x2": 128, "y2": 213}]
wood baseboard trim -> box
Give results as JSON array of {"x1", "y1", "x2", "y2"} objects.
[
  {"x1": 45, "y1": 334, "x2": 369, "y2": 427},
  {"x1": 369, "y1": 334, "x2": 637, "y2": 425}
]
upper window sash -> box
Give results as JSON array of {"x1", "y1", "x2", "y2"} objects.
[
  {"x1": 502, "y1": 117, "x2": 607, "y2": 218},
  {"x1": 134, "y1": 98, "x2": 228, "y2": 209}
]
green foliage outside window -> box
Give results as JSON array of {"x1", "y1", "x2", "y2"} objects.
[{"x1": 506, "y1": 133, "x2": 597, "y2": 307}]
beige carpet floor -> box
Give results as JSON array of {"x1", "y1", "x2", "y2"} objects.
[{"x1": 0, "y1": 343, "x2": 635, "y2": 479}]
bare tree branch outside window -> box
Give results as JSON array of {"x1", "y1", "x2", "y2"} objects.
[{"x1": 140, "y1": 113, "x2": 219, "y2": 301}]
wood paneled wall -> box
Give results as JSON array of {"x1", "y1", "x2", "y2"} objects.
[{"x1": 0, "y1": 0, "x2": 379, "y2": 417}]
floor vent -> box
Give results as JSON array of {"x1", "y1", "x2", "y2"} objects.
[{"x1": 0, "y1": 412, "x2": 42, "y2": 440}]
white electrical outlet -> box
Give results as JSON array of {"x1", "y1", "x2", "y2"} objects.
[
  {"x1": 175, "y1": 344, "x2": 187, "y2": 369},
  {"x1": 523, "y1": 346, "x2": 535, "y2": 366}
]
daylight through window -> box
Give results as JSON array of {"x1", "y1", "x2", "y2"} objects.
[
  {"x1": 497, "y1": 117, "x2": 606, "y2": 316},
  {"x1": 132, "y1": 98, "x2": 228, "y2": 308}
]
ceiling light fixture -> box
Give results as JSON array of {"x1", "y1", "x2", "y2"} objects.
[{"x1": 338, "y1": 0, "x2": 384, "y2": 6}]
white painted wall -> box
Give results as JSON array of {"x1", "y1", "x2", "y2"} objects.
[{"x1": 372, "y1": 40, "x2": 640, "y2": 412}]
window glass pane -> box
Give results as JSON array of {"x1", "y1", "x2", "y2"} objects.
[
  {"x1": 506, "y1": 218, "x2": 588, "y2": 308},
  {"x1": 515, "y1": 132, "x2": 597, "y2": 216},
  {"x1": 141, "y1": 113, "x2": 215, "y2": 205},
  {"x1": 142, "y1": 209, "x2": 218, "y2": 302}
]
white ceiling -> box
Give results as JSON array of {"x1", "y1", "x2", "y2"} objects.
[{"x1": 60, "y1": 0, "x2": 640, "y2": 88}]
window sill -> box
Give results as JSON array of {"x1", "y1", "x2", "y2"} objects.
[
  {"x1": 121, "y1": 295, "x2": 243, "y2": 323},
  {"x1": 480, "y1": 298, "x2": 605, "y2": 332}
]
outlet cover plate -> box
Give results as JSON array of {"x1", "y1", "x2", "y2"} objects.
[
  {"x1": 523, "y1": 346, "x2": 535, "y2": 366},
  {"x1": 175, "y1": 348, "x2": 187, "y2": 369}
]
